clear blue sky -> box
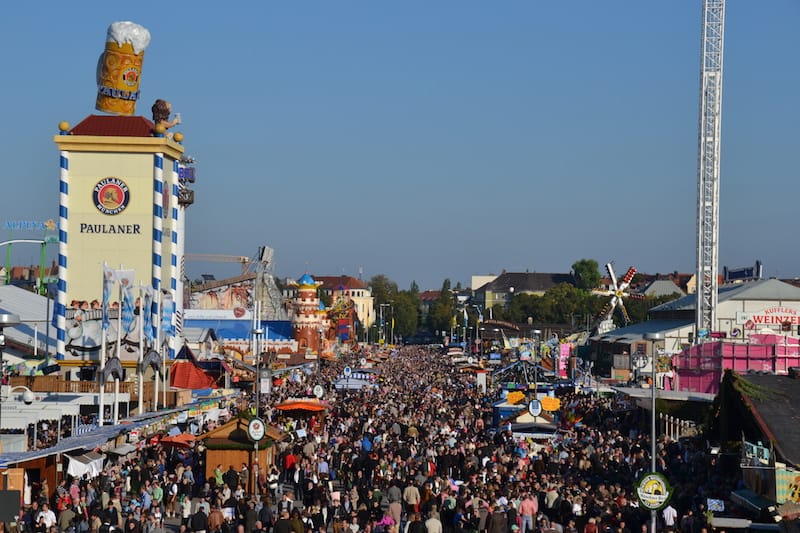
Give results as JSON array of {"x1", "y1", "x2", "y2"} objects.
[{"x1": 1, "y1": 1, "x2": 798, "y2": 290}]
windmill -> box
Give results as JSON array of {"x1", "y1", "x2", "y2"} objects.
[{"x1": 592, "y1": 263, "x2": 640, "y2": 333}]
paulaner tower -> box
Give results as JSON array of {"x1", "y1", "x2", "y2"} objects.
[{"x1": 53, "y1": 21, "x2": 195, "y2": 380}]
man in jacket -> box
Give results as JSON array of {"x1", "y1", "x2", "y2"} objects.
[{"x1": 191, "y1": 507, "x2": 209, "y2": 533}]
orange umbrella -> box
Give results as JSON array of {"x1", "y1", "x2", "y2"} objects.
[{"x1": 160, "y1": 433, "x2": 196, "y2": 447}]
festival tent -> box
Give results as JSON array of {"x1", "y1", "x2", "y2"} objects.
[{"x1": 170, "y1": 360, "x2": 217, "y2": 389}]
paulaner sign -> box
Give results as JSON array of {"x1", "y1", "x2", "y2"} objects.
[
  {"x1": 79, "y1": 223, "x2": 141, "y2": 234},
  {"x1": 737, "y1": 307, "x2": 800, "y2": 327}
]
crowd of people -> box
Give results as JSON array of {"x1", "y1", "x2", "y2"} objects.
[{"x1": 10, "y1": 345, "x2": 742, "y2": 533}]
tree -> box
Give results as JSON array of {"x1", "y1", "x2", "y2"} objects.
[
  {"x1": 625, "y1": 293, "x2": 683, "y2": 324},
  {"x1": 506, "y1": 293, "x2": 542, "y2": 324},
  {"x1": 319, "y1": 290, "x2": 332, "y2": 307},
  {"x1": 368, "y1": 274, "x2": 398, "y2": 306},
  {"x1": 392, "y1": 291, "x2": 419, "y2": 340},
  {"x1": 408, "y1": 281, "x2": 420, "y2": 298},
  {"x1": 572, "y1": 259, "x2": 601, "y2": 290},
  {"x1": 428, "y1": 279, "x2": 455, "y2": 335}
]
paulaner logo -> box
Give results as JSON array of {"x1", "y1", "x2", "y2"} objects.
[{"x1": 93, "y1": 177, "x2": 130, "y2": 215}]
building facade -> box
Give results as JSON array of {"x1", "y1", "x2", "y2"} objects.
[{"x1": 53, "y1": 115, "x2": 193, "y2": 372}]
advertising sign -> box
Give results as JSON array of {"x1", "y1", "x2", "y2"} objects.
[{"x1": 635, "y1": 472, "x2": 673, "y2": 511}]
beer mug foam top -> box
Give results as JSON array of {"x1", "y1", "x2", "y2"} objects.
[
  {"x1": 107, "y1": 21, "x2": 151, "y2": 54},
  {"x1": 96, "y1": 21, "x2": 152, "y2": 116}
]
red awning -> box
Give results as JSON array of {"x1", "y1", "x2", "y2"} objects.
[{"x1": 275, "y1": 400, "x2": 327, "y2": 412}]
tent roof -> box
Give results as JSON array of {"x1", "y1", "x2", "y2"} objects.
[
  {"x1": 0, "y1": 285, "x2": 58, "y2": 354},
  {"x1": 275, "y1": 399, "x2": 328, "y2": 412},
  {"x1": 735, "y1": 373, "x2": 800, "y2": 468},
  {"x1": 170, "y1": 360, "x2": 217, "y2": 390},
  {"x1": 651, "y1": 278, "x2": 800, "y2": 313},
  {"x1": 199, "y1": 417, "x2": 285, "y2": 447}
]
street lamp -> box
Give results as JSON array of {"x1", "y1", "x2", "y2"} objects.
[
  {"x1": 643, "y1": 331, "x2": 664, "y2": 533},
  {"x1": 379, "y1": 304, "x2": 391, "y2": 345},
  {"x1": 317, "y1": 325, "x2": 324, "y2": 374},
  {"x1": 531, "y1": 330, "x2": 542, "y2": 390},
  {"x1": 251, "y1": 327, "x2": 264, "y2": 499},
  {"x1": 472, "y1": 305, "x2": 483, "y2": 356}
]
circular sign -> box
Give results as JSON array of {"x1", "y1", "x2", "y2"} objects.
[
  {"x1": 247, "y1": 417, "x2": 266, "y2": 442},
  {"x1": 360, "y1": 358, "x2": 367, "y2": 366},
  {"x1": 313, "y1": 385, "x2": 325, "y2": 399},
  {"x1": 633, "y1": 353, "x2": 649, "y2": 369},
  {"x1": 634, "y1": 472, "x2": 673, "y2": 511},
  {"x1": 528, "y1": 399, "x2": 542, "y2": 417},
  {"x1": 343, "y1": 366, "x2": 352, "y2": 377},
  {"x1": 93, "y1": 177, "x2": 130, "y2": 215},
  {"x1": 467, "y1": 356, "x2": 475, "y2": 365}
]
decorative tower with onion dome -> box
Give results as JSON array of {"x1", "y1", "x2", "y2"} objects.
[{"x1": 291, "y1": 274, "x2": 324, "y2": 353}]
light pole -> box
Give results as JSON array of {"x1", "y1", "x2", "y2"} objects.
[
  {"x1": 379, "y1": 304, "x2": 390, "y2": 345},
  {"x1": 643, "y1": 331, "x2": 664, "y2": 533},
  {"x1": 251, "y1": 326, "x2": 263, "y2": 499},
  {"x1": 0, "y1": 313, "x2": 22, "y2": 430},
  {"x1": 390, "y1": 304, "x2": 394, "y2": 345},
  {"x1": 472, "y1": 305, "x2": 483, "y2": 356},
  {"x1": 317, "y1": 325, "x2": 324, "y2": 375}
]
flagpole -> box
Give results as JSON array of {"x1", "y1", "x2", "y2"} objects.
[
  {"x1": 138, "y1": 284, "x2": 144, "y2": 415},
  {"x1": 99, "y1": 263, "x2": 107, "y2": 427},
  {"x1": 154, "y1": 289, "x2": 161, "y2": 411},
  {"x1": 162, "y1": 290, "x2": 168, "y2": 409},
  {"x1": 113, "y1": 265, "x2": 122, "y2": 426}
]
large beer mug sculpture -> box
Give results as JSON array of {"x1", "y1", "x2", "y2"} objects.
[{"x1": 95, "y1": 21, "x2": 151, "y2": 116}]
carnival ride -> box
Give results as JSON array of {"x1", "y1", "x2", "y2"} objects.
[{"x1": 592, "y1": 263, "x2": 642, "y2": 332}]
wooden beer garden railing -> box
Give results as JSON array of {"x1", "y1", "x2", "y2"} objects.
[{"x1": 9, "y1": 375, "x2": 156, "y2": 400}]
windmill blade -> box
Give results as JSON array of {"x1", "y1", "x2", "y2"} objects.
[
  {"x1": 599, "y1": 296, "x2": 618, "y2": 321},
  {"x1": 618, "y1": 300, "x2": 632, "y2": 324},
  {"x1": 605, "y1": 263, "x2": 619, "y2": 291},
  {"x1": 619, "y1": 267, "x2": 637, "y2": 291}
]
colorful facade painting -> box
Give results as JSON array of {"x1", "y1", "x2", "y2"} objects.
[
  {"x1": 775, "y1": 467, "x2": 800, "y2": 504},
  {"x1": 190, "y1": 281, "x2": 253, "y2": 314}
]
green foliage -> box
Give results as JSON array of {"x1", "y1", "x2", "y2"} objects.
[
  {"x1": 624, "y1": 293, "x2": 683, "y2": 324},
  {"x1": 368, "y1": 274, "x2": 399, "y2": 306},
  {"x1": 533, "y1": 283, "x2": 595, "y2": 324},
  {"x1": 731, "y1": 372, "x2": 784, "y2": 401},
  {"x1": 489, "y1": 304, "x2": 505, "y2": 321},
  {"x1": 572, "y1": 259, "x2": 601, "y2": 290},
  {"x1": 392, "y1": 290, "x2": 420, "y2": 339},
  {"x1": 428, "y1": 279, "x2": 455, "y2": 334},
  {"x1": 408, "y1": 281, "x2": 420, "y2": 297},
  {"x1": 319, "y1": 290, "x2": 332, "y2": 307},
  {"x1": 506, "y1": 293, "x2": 542, "y2": 324}
]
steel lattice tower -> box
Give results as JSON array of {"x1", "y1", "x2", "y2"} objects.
[{"x1": 695, "y1": 0, "x2": 725, "y2": 336}]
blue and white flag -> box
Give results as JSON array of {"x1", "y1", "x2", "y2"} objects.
[
  {"x1": 161, "y1": 291, "x2": 175, "y2": 336},
  {"x1": 102, "y1": 265, "x2": 116, "y2": 331},
  {"x1": 116, "y1": 269, "x2": 136, "y2": 334},
  {"x1": 141, "y1": 285, "x2": 155, "y2": 343},
  {"x1": 707, "y1": 499, "x2": 725, "y2": 512}
]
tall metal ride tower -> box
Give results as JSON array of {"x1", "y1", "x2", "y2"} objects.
[{"x1": 695, "y1": 0, "x2": 725, "y2": 336}]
